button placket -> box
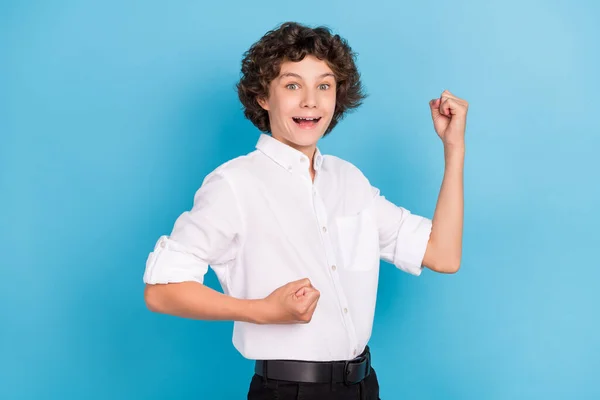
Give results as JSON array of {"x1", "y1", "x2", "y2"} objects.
[{"x1": 312, "y1": 184, "x2": 359, "y2": 352}]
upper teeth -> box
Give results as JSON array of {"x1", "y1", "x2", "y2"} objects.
[{"x1": 296, "y1": 117, "x2": 318, "y2": 120}]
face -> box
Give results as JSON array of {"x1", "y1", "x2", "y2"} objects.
[{"x1": 258, "y1": 55, "x2": 337, "y2": 155}]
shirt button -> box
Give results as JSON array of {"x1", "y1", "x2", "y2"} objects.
[
  {"x1": 160, "y1": 241, "x2": 166, "y2": 248},
  {"x1": 353, "y1": 348, "x2": 357, "y2": 356},
  {"x1": 343, "y1": 307, "x2": 348, "y2": 314},
  {"x1": 331, "y1": 265, "x2": 337, "y2": 271},
  {"x1": 287, "y1": 165, "x2": 293, "y2": 171},
  {"x1": 322, "y1": 226, "x2": 327, "y2": 233},
  {"x1": 300, "y1": 157, "x2": 305, "y2": 162}
]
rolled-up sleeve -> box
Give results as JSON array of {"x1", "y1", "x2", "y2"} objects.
[
  {"x1": 370, "y1": 186, "x2": 432, "y2": 276},
  {"x1": 143, "y1": 171, "x2": 243, "y2": 285}
]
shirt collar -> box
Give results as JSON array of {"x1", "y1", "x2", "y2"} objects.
[{"x1": 255, "y1": 133, "x2": 323, "y2": 173}]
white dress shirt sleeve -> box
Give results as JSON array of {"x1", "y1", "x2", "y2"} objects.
[
  {"x1": 143, "y1": 171, "x2": 243, "y2": 285},
  {"x1": 370, "y1": 186, "x2": 433, "y2": 276}
]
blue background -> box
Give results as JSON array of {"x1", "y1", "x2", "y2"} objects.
[{"x1": 2, "y1": 0, "x2": 599, "y2": 399}]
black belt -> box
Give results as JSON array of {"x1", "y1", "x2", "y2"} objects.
[{"x1": 254, "y1": 346, "x2": 371, "y2": 385}]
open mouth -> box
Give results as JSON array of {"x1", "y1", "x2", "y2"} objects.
[{"x1": 292, "y1": 116, "x2": 322, "y2": 129}]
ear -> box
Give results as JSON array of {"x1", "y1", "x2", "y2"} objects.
[{"x1": 257, "y1": 96, "x2": 270, "y2": 111}]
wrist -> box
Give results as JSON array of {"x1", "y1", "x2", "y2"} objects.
[
  {"x1": 443, "y1": 142, "x2": 465, "y2": 153},
  {"x1": 245, "y1": 298, "x2": 271, "y2": 324},
  {"x1": 444, "y1": 143, "x2": 465, "y2": 161}
]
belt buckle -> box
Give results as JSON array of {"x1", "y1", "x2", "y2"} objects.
[{"x1": 343, "y1": 351, "x2": 371, "y2": 385}]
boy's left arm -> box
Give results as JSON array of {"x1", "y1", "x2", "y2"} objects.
[{"x1": 421, "y1": 90, "x2": 468, "y2": 273}]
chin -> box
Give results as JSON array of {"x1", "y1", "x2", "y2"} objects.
[
  {"x1": 295, "y1": 127, "x2": 329, "y2": 143},
  {"x1": 295, "y1": 131, "x2": 323, "y2": 142},
  {"x1": 289, "y1": 133, "x2": 323, "y2": 147}
]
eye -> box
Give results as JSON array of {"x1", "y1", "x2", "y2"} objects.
[
  {"x1": 286, "y1": 83, "x2": 299, "y2": 90},
  {"x1": 318, "y1": 84, "x2": 331, "y2": 90}
]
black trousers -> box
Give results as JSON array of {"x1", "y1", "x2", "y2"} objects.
[{"x1": 247, "y1": 365, "x2": 381, "y2": 400}]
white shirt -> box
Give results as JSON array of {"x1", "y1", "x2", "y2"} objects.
[{"x1": 143, "y1": 133, "x2": 432, "y2": 361}]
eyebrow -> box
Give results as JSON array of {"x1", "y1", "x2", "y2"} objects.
[{"x1": 278, "y1": 72, "x2": 336, "y2": 80}]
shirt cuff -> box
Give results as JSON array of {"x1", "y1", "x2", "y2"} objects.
[
  {"x1": 143, "y1": 236, "x2": 209, "y2": 284},
  {"x1": 393, "y1": 214, "x2": 433, "y2": 276}
]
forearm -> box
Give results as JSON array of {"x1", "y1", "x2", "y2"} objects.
[
  {"x1": 430, "y1": 144, "x2": 465, "y2": 270},
  {"x1": 144, "y1": 282, "x2": 264, "y2": 323}
]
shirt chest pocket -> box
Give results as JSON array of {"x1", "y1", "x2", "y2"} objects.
[{"x1": 335, "y1": 209, "x2": 380, "y2": 271}]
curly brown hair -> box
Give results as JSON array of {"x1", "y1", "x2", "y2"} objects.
[{"x1": 236, "y1": 21, "x2": 367, "y2": 136}]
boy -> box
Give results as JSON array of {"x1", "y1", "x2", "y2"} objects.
[{"x1": 143, "y1": 21, "x2": 467, "y2": 399}]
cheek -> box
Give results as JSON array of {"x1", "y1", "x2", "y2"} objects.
[
  {"x1": 276, "y1": 96, "x2": 298, "y2": 117},
  {"x1": 324, "y1": 92, "x2": 337, "y2": 114}
]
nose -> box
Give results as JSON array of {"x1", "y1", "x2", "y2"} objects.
[{"x1": 300, "y1": 88, "x2": 317, "y2": 109}]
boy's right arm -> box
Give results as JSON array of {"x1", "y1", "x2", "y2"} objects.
[{"x1": 144, "y1": 277, "x2": 320, "y2": 325}]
